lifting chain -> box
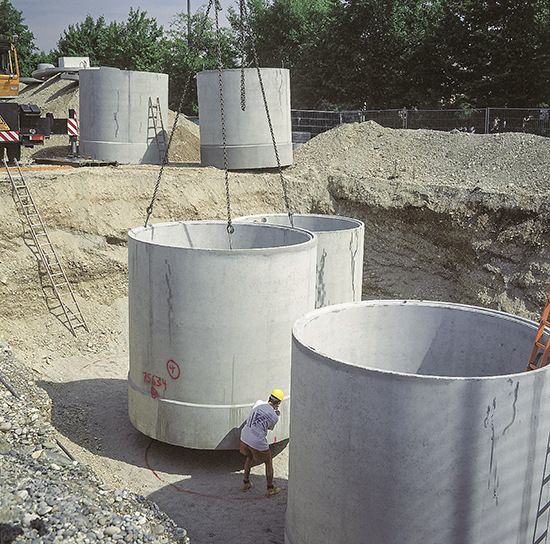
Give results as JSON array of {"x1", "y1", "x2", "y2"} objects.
[
  {"x1": 238, "y1": 0, "x2": 294, "y2": 227},
  {"x1": 214, "y1": 0, "x2": 234, "y2": 237},
  {"x1": 239, "y1": 0, "x2": 247, "y2": 111},
  {"x1": 144, "y1": 0, "x2": 215, "y2": 227},
  {"x1": 145, "y1": 0, "x2": 294, "y2": 234}
]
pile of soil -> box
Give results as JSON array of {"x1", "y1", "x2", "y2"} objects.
[
  {"x1": 2, "y1": 77, "x2": 550, "y2": 543},
  {"x1": 292, "y1": 121, "x2": 550, "y2": 318}
]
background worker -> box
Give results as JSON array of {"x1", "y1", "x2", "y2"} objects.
[{"x1": 240, "y1": 389, "x2": 284, "y2": 497}]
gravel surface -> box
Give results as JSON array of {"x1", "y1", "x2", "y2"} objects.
[{"x1": 0, "y1": 343, "x2": 189, "y2": 544}]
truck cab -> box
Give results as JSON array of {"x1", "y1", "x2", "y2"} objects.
[{"x1": 0, "y1": 36, "x2": 20, "y2": 98}]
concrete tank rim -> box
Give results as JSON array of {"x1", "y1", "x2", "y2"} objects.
[
  {"x1": 128, "y1": 220, "x2": 317, "y2": 253},
  {"x1": 82, "y1": 65, "x2": 168, "y2": 77},
  {"x1": 234, "y1": 213, "x2": 365, "y2": 232},
  {"x1": 197, "y1": 67, "x2": 290, "y2": 76},
  {"x1": 292, "y1": 298, "x2": 545, "y2": 381}
]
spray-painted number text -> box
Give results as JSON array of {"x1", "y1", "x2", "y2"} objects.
[{"x1": 143, "y1": 372, "x2": 167, "y2": 390}]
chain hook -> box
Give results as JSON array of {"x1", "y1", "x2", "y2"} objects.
[
  {"x1": 287, "y1": 212, "x2": 294, "y2": 228},
  {"x1": 214, "y1": 0, "x2": 234, "y2": 237}
]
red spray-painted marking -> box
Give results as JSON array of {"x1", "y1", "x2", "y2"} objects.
[
  {"x1": 80, "y1": 359, "x2": 102, "y2": 371},
  {"x1": 143, "y1": 372, "x2": 167, "y2": 390},
  {"x1": 166, "y1": 359, "x2": 180, "y2": 380}
]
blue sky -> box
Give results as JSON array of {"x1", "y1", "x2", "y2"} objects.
[{"x1": 13, "y1": 0, "x2": 234, "y2": 52}]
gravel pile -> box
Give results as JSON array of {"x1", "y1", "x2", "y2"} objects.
[{"x1": 0, "y1": 343, "x2": 189, "y2": 544}]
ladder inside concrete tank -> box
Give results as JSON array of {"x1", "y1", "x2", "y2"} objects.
[
  {"x1": 527, "y1": 290, "x2": 550, "y2": 371},
  {"x1": 148, "y1": 97, "x2": 167, "y2": 164},
  {"x1": 3, "y1": 158, "x2": 88, "y2": 336},
  {"x1": 532, "y1": 431, "x2": 550, "y2": 544}
]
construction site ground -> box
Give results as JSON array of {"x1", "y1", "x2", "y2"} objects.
[{"x1": 1, "y1": 78, "x2": 550, "y2": 543}]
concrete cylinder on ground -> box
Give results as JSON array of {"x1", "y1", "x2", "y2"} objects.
[
  {"x1": 128, "y1": 220, "x2": 317, "y2": 450},
  {"x1": 288, "y1": 300, "x2": 550, "y2": 544},
  {"x1": 197, "y1": 68, "x2": 292, "y2": 170},
  {"x1": 235, "y1": 214, "x2": 364, "y2": 308},
  {"x1": 79, "y1": 66, "x2": 168, "y2": 164}
]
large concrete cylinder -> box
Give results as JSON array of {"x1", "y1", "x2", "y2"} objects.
[
  {"x1": 235, "y1": 214, "x2": 364, "y2": 308},
  {"x1": 128, "y1": 220, "x2": 317, "y2": 449},
  {"x1": 197, "y1": 68, "x2": 292, "y2": 170},
  {"x1": 79, "y1": 67, "x2": 168, "y2": 164},
  {"x1": 288, "y1": 300, "x2": 550, "y2": 544}
]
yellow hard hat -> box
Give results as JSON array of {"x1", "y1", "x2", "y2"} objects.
[{"x1": 270, "y1": 388, "x2": 284, "y2": 402}]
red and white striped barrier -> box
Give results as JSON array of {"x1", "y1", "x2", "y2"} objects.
[
  {"x1": 67, "y1": 118, "x2": 78, "y2": 136},
  {"x1": 0, "y1": 131, "x2": 19, "y2": 143}
]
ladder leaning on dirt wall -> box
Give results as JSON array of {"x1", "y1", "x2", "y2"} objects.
[{"x1": 3, "y1": 159, "x2": 88, "y2": 336}]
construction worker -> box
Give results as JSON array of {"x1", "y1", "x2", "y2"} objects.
[{"x1": 239, "y1": 389, "x2": 284, "y2": 497}]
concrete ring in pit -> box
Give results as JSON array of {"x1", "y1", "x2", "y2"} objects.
[
  {"x1": 287, "y1": 299, "x2": 550, "y2": 544},
  {"x1": 127, "y1": 220, "x2": 317, "y2": 450},
  {"x1": 234, "y1": 214, "x2": 364, "y2": 308}
]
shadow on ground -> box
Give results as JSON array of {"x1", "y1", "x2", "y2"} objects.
[{"x1": 40, "y1": 377, "x2": 290, "y2": 544}]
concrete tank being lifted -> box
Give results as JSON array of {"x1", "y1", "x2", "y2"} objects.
[
  {"x1": 235, "y1": 214, "x2": 364, "y2": 308},
  {"x1": 287, "y1": 300, "x2": 550, "y2": 544},
  {"x1": 79, "y1": 67, "x2": 168, "y2": 164},
  {"x1": 127, "y1": 221, "x2": 317, "y2": 449},
  {"x1": 197, "y1": 68, "x2": 292, "y2": 170}
]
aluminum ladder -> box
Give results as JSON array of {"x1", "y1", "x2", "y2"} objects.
[
  {"x1": 533, "y1": 431, "x2": 550, "y2": 544},
  {"x1": 3, "y1": 158, "x2": 88, "y2": 336},
  {"x1": 527, "y1": 289, "x2": 550, "y2": 371},
  {"x1": 148, "y1": 96, "x2": 167, "y2": 164}
]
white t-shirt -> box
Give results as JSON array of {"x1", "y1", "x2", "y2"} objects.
[{"x1": 240, "y1": 400, "x2": 279, "y2": 451}]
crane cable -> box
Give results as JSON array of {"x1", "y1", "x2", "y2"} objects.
[{"x1": 144, "y1": 0, "x2": 215, "y2": 228}]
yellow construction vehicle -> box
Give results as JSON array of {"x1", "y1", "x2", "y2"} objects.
[{"x1": 0, "y1": 35, "x2": 19, "y2": 98}]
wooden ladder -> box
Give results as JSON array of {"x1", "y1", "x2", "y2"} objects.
[
  {"x1": 527, "y1": 289, "x2": 550, "y2": 371},
  {"x1": 148, "y1": 96, "x2": 167, "y2": 164},
  {"x1": 4, "y1": 159, "x2": 88, "y2": 336}
]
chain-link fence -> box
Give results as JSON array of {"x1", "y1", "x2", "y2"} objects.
[{"x1": 291, "y1": 107, "x2": 550, "y2": 143}]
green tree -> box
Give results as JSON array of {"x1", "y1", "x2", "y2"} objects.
[
  {"x1": 232, "y1": 0, "x2": 336, "y2": 108},
  {"x1": 391, "y1": 0, "x2": 455, "y2": 108},
  {"x1": 56, "y1": 9, "x2": 165, "y2": 72},
  {"x1": 56, "y1": 15, "x2": 110, "y2": 67},
  {"x1": 0, "y1": 0, "x2": 37, "y2": 77},
  {"x1": 437, "y1": 0, "x2": 550, "y2": 107},
  {"x1": 103, "y1": 8, "x2": 166, "y2": 72},
  {"x1": 320, "y1": 0, "x2": 407, "y2": 109},
  {"x1": 307, "y1": 0, "x2": 550, "y2": 109},
  {"x1": 535, "y1": 0, "x2": 550, "y2": 106},
  {"x1": 165, "y1": 8, "x2": 238, "y2": 113}
]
